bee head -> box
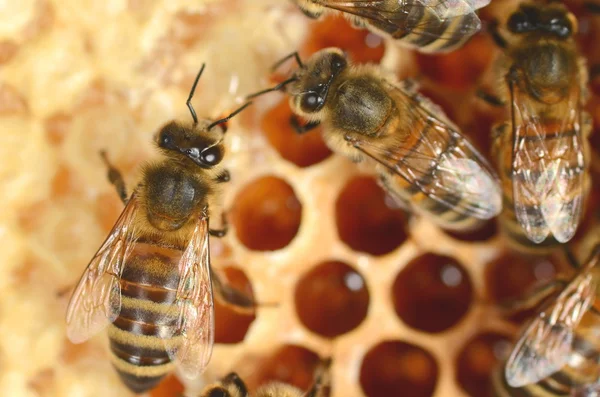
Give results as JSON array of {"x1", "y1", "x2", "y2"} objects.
[
  {"x1": 156, "y1": 120, "x2": 225, "y2": 169},
  {"x1": 507, "y1": 2, "x2": 577, "y2": 39},
  {"x1": 289, "y1": 48, "x2": 348, "y2": 116}
]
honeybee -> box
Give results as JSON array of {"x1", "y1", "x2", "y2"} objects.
[
  {"x1": 199, "y1": 358, "x2": 331, "y2": 397},
  {"x1": 65, "y1": 64, "x2": 254, "y2": 394},
  {"x1": 291, "y1": 0, "x2": 491, "y2": 53},
  {"x1": 484, "y1": 2, "x2": 592, "y2": 251},
  {"x1": 248, "y1": 48, "x2": 502, "y2": 231},
  {"x1": 491, "y1": 244, "x2": 600, "y2": 395}
]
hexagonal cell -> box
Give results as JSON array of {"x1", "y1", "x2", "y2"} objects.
[
  {"x1": 149, "y1": 375, "x2": 184, "y2": 397},
  {"x1": 230, "y1": 176, "x2": 302, "y2": 251},
  {"x1": 336, "y1": 176, "x2": 408, "y2": 256},
  {"x1": 456, "y1": 332, "x2": 512, "y2": 397},
  {"x1": 392, "y1": 253, "x2": 473, "y2": 333},
  {"x1": 294, "y1": 260, "x2": 369, "y2": 338},
  {"x1": 360, "y1": 340, "x2": 438, "y2": 397},
  {"x1": 245, "y1": 345, "x2": 321, "y2": 392},
  {"x1": 261, "y1": 98, "x2": 332, "y2": 167},
  {"x1": 415, "y1": 34, "x2": 495, "y2": 91},
  {"x1": 484, "y1": 251, "x2": 572, "y2": 306},
  {"x1": 302, "y1": 15, "x2": 385, "y2": 64},
  {"x1": 214, "y1": 266, "x2": 256, "y2": 344}
]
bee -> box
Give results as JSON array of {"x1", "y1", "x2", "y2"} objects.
[
  {"x1": 199, "y1": 357, "x2": 331, "y2": 397},
  {"x1": 483, "y1": 2, "x2": 593, "y2": 251},
  {"x1": 491, "y1": 244, "x2": 600, "y2": 395},
  {"x1": 291, "y1": 0, "x2": 491, "y2": 53},
  {"x1": 247, "y1": 48, "x2": 502, "y2": 231},
  {"x1": 65, "y1": 64, "x2": 253, "y2": 394}
]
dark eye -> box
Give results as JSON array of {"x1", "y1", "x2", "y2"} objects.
[
  {"x1": 331, "y1": 54, "x2": 347, "y2": 73},
  {"x1": 548, "y1": 17, "x2": 571, "y2": 38},
  {"x1": 200, "y1": 145, "x2": 222, "y2": 166},
  {"x1": 508, "y1": 11, "x2": 533, "y2": 33},
  {"x1": 159, "y1": 133, "x2": 172, "y2": 148},
  {"x1": 300, "y1": 92, "x2": 323, "y2": 113}
]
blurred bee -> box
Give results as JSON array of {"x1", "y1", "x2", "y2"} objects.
[
  {"x1": 482, "y1": 2, "x2": 592, "y2": 251},
  {"x1": 200, "y1": 357, "x2": 331, "y2": 397},
  {"x1": 65, "y1": 64, "x2": 253, "y2": 394},
  {"x1": 291, "y1": 0, "x2": 491, "y2": 53},
  {"x1": 491, "y1": 244, "x2": 600, "y2": 395},
  {"x1": 247, "y1": 48, "x2": 502, "y2": 231}
]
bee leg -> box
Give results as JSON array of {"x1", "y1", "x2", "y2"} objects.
[
  {"x1": 215, "y1": 169, "x2": 230, "y2": 184},
  {"x1": 290, "y1": 115, "x2": 321, "y2": 134},
  {"x1": 306, "y1": 358, "x2": 332, "y2": 397},
  {"x1": 209, "y1": 212, "x2": 228, "y2": 237},
  {"x1": 488, "y1": 19, "x2": 507, "y2": 49},
  {"x1": 200, "y1": 387, "x2": 233, "y2": 397},
  {"x1": 99, "y1": 150, "x2": 128, "y2": 204},
  {"x1": 476, "y1": 89, "x2": 505, "y2": 108},
  {"x1": 498, "y1": 277, "x2": 570, "y2": 316},
  {"x1": 221, "y1": 373, "x2": 249, "y2": 397}
]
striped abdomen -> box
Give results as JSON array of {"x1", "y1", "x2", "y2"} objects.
[
  {"x1": 366, "y1": 1, "x2": 480, "y2": 53},
  {"x1": 108, "y1": 242, "x2": 182, "y2": 393},
  {"x1": 497, "y1": 119, "x2": 589, "y2": 252},
  {"x1": 492, "y1": 311, "x2": 600, "y2": 396},
  {"x1": 379, "y1": 112, "x2": 486, "y2": 231}
]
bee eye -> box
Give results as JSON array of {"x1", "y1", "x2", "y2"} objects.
[
  {"x1": 331, "y1": 54, "x2": 347, "y2": 73},
  {"x1": 508, "y1": 11, "x2": 533, "y2": 33},
  {"x1": 200, "y1": 145, "x2": 222, "y2": 166},
  {"x1": 300, "y1": 92, "x2": 323, "y2": 113},
  {"x1": 159, "y1": 133, "x2": 172, "y2": 148},
  {"x1": 549, "y1": 17, "x2": 572, "y2": 38}
]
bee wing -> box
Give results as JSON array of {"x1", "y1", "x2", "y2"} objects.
[
  {"x1": 65, "y1": 195, "x2": 139, "y2": 344},
  {"x1": 164, "y1": 216, "x2": 214, "y2": 380},
  {"x1": 504, "y1": 270, "x2": 596, "y2": 387},
  {"x1": 509, "y1": 76, "x2": 586, "y2": 244},
  {"x1": 318, "y1": 0, "x2": 484, "y2": 38},
  {"x1": 347, "y1": 84, "x2": 502, "y2": 221}
]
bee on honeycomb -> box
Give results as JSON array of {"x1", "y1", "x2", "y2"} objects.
[{"x1": 1, "y1": 1, "x2": 600, "y2": 397}]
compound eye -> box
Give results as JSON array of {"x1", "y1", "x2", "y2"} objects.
[
  {"x1": 300, "y1": 92, "x2": 323, "y2": 113},
  {"x1": 507, "y1": 11, "x2": 532, "y2": 33},
  {"x1": 549, "y1": 16, "x2": 572, "y2": 38},
  {"x1": 200, "y1": 145, "x2": 223, "y2": 166},
  {"x1": 331, "y1": 54, "x2": 347, "y2": 73},
  {"x1": 159, "y1": 132, "x2": 173, "y2": 149}
]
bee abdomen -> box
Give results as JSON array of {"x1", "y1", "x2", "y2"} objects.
[{"x1": 108, "y1": 243, "x2": 183, "y2": 393}]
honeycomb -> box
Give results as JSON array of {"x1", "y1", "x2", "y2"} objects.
[{"x1": 1, "y1": 1, "x2": 599, "y2": 397}]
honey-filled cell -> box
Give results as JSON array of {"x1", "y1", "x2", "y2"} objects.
[
  {"x1": 230, "y1": 176, "x2": 302, "y2": 251},
  {"x1": 335, "y1": 176, "x2": 408, "y2": 256},
  {"x1": 244, "y1": 345, "x2": 321, "y2": 392},
  {"x1": 261, "y1": 98, "x2": 332, "y2": 168},
  {"x1": 392, "y1": 253, "x2": 473, "y2": 333},
  {"x1": 456, "y1": 332, "x2": 512, "y2": 397},
  {"x1": 214, "y1": 266, "x2": 256, "y2": 344},
  {"x1": 360, "y1": 340, "x2": 438, "y2": 397},
  {"x1": 301, "y1": 15, "x2": 385, "y2": 64},
  {"x1": 294, "y1": 260, "x2": 369, "y2": 338}
]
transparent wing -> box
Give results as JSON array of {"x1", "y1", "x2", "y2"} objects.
[
  {"x1": 504, "y1": 271, "x2": 596, "y2": 388},
  {"x1": 165, "y1": 216, "x2": 214, "y2": 380},
  {"x1": 346, "y1": 84, "x2": 502, "y2": 221},
  {"x1": 318, "y1": 0, "x2": 484, "y2": 38},
  {"x1": 65, "y1": 195, "x2": 139, "y2": 344},
  {"x1": 510, "y1": 76, "x2": 586, "y2": 244}
]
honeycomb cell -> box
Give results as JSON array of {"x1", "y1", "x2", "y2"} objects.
[
  {"x1": 485, "y1": 251, "x2": 571, "y2": 305},
  {"x1": 149, "y1": 375, "x2": 184, "y2": 397},
  {"x1": 231, "y1": 176, "x2": 302, "y2": 251},
  {"x1": 294, "y1": 260, "x2": 369, "y2": 338},
  {"x1": 360, "y1": 340, "x2": 438, "y2": 397},
  {"x1": 214, "y1": 266, "x2": 256, "y2": 344},
  {"x1": 444, "y1": 220, "x2": 497, "y2": 243},
  {"x1": 246, "y1": 345, "x2": 321, "y2": 392},
  {"x1": 456, "y1": 333, "x2": 512, "y2": 397},
  {"x1": 301, "y1": 15, "x2": 385, "y2": 64},
  {"x1": 335, "y1": 176, "x2": 408, "y2": 256},
  {"x1": 416, "y1": 34, "x2": 495, "y2": 91},
  {"x1": 261, "y1": 98, "x2": 332, "y2": 167},
  {"x1": 392, "y1": 253, "x2": 473, "y2": 333}
]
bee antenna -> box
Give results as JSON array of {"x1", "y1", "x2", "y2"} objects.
[
  {"x1": 246, "y1": 76, "x2": 298, "y2": 100},
  {"x1": 207, "y1": 102, "x2": 253, "y2": 131},
  {"x1": 271, "y1": 51, "x2": 304, "y2": 73},
  {"x1": 187, "y1": 63, "x2": 206, "y2": 126}
]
